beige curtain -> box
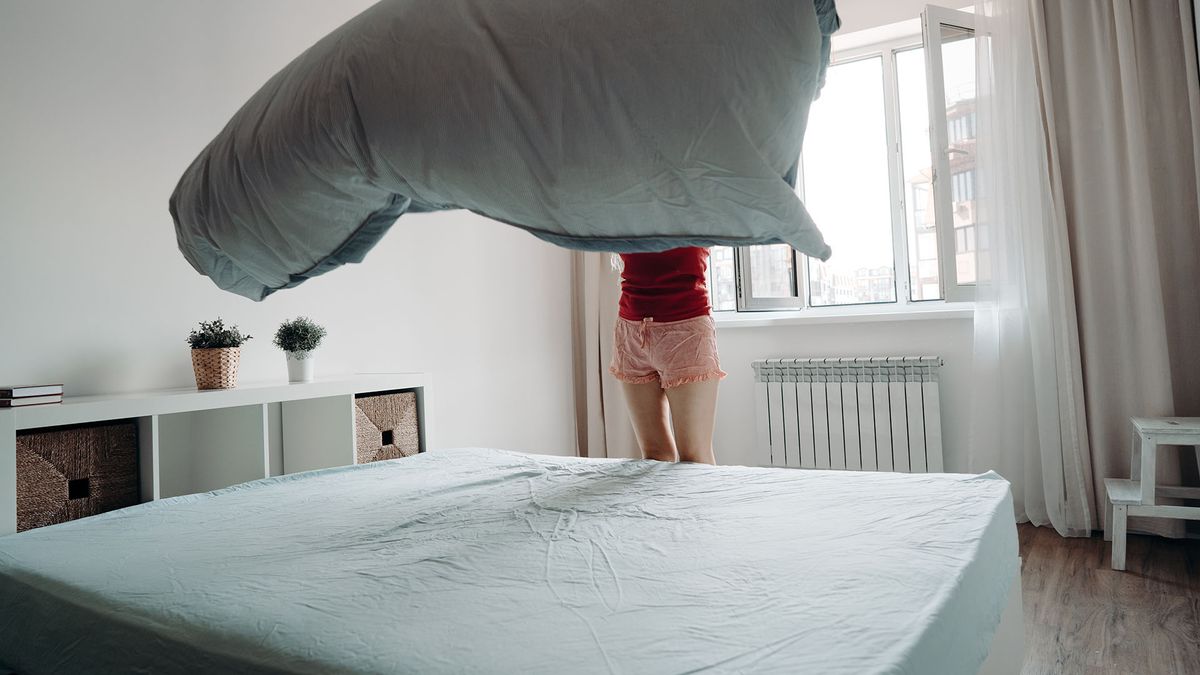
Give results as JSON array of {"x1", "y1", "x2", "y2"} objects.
[
  {"x1": 1037, "y1": 0, "x2": 1200, "y2": 534},
  {"x1": 571, "y1": 251, "x2": 640, "y2": 459}
]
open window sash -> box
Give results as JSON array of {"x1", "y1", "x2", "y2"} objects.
[
  {"x1": 735, "y1": 246, "x2": 804, "y2": 311},
  {"x1": 923, "y1": 6, "x2": 978, "y2": 302}
]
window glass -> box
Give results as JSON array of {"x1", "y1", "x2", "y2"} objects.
[
  {"x1": 941, "y1": 25, "x2": 978, "y2": 285},
  {"x1": 803, "y1": 57, "x2": 897, "y2": 306},
  {"x1": 896, "y1": 46, "x2": 942, "y2": 301},
  {"x1": 707, "y1": 246, "x2": 737, "y2": 311},
  {"x1": 747, "y1": 244, "x2": 797, "y2": 299}
]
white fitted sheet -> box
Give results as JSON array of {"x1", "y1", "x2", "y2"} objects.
[{"x1": 0, "y1": 448, "x2": 1017, "y2": 673}]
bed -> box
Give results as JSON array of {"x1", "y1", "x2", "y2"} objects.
[{"x1": 0, "y1": 448, "x2": 1021, "y2": 673}]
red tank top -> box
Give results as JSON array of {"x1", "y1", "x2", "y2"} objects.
[{"x1": 618, "y1": 247, "x2": 711, "y2": 322}]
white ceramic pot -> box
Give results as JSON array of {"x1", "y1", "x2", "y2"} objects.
[{"x1": 286, "y1": 350, "x2": 315, "y2": 383}]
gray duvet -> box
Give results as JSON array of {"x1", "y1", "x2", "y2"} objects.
[{"x1": 170, "y1": 0, "x2": 839, "y2": 300}]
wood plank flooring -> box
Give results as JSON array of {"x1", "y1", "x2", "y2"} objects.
[{"x1": 1018, "y1": 523, "x2": 1200, "y2": 674}]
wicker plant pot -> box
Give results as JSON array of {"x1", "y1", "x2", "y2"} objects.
[{"x1": 191, "y1": 347, "x2": 242, "y2": 390}]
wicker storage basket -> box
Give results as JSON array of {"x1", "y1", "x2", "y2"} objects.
[
  {"x1": 16, "y1": 421, "x2": 139, "y2": 532},
  {"x1": 355, "y1": 391, "x2": 421, "y2": 464},
  {"x1": 191, "y1": 347, "x2": 241, "y2": 390}
]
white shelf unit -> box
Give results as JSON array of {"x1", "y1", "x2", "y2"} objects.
[{"x1": 0, "y1": 373, "x2": 429, "y2": 535}]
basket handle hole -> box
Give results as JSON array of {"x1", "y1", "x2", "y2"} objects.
[
  {"x1": 381, "y1": 430, "x2": 394, "y2": 446},
  {"x1": 68, "y1": 478, "x2": 90, "y2": 500}
]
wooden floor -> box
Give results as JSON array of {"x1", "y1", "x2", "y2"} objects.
[{"x1": 1018, "y1": 523, "x2": 1200, "y2": 674}]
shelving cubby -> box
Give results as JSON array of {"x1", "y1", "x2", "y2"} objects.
[{"x1": 0, "y1": 374, "x2": 429, "y2": 535}]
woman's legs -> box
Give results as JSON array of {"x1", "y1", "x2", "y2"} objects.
[
  {"x1": 665, "y1": 379, "x2": 719, "y2": 464},
  {"x1": 621, "y1": 381, "x2": 678, "y2": 462}
]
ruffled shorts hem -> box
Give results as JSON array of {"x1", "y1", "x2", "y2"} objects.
[
  {"x1": 609, "y1": 367, "x2": 727, "y2": 390},
  {"x1": 661, "y1": 370, "x2": 727, "y2": 390},
  {"x1": 608, "y1": 367, "x2": 661, "y2": 386}
]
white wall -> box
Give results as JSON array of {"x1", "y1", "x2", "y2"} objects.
[
  {"x1": 837, "y1": 0, "x2": 971, "y2": 34},
  {"x1": 0, "y1": 1, "x2": 575, "y2": 455},
  {"x1": 714, "y1": 317, "x2": 975, "y2": 472}
]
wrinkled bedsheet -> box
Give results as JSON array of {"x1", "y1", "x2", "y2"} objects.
[{"x1": 0, "y1": 448, "x2": 1017, "y2": 674}]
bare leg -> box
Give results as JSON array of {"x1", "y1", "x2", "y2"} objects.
[
  {"x1": 621, "y1": 381, "x2": 678, "y2": 462},
  {"x1": 665, "y1": 379, "x2": 719, "y2": 464}
]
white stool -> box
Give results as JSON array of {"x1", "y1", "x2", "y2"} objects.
[{"x1": 1104, "y1": 417, "x2": 1200, "y2": 571}]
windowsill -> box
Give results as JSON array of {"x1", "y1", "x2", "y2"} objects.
[{"x1": 712, "y1": 303, "x2": 974, "y2": 329}]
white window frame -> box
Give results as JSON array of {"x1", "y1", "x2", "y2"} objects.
[
  {"x1": 735, "y1": 37, "x2": 924, "y2": 312},
  {"x1": 724, "y1": 9, "x2": 978, "y2": 313},
  {"x1": 922, "y1": 5, "x2": 978, "y2": 302},
  {"x1": 735, "y1": 244, "x2": 802, "y2": 311}
]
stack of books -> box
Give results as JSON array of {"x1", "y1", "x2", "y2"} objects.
[{"x1": 0, "y1": 384, "x2": 64, "y2": 408}]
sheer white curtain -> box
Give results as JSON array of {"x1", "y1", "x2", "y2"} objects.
[
  {"x1": 971, "y1": 0, "x2": 1200, "y2": 537},
  {"x1": 969, "y1": 0, "x2": 1095, "y2": 536}
]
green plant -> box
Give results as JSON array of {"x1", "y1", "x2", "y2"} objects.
[
  {"x1": 186, "y1": 318, "x2": 252, "y2": 349},
  {"x1": 273, "y1": 316, "x2": 327, "y2": 353}
]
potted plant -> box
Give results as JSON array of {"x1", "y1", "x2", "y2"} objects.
[
  {"x1": 187, "y1": 318, "x2": 252, "y2": 390},
  {"x1": 273, "y1": 317, "x2": 326, "y2": 383}
]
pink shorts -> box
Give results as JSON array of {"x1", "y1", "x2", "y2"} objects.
[{"x1": 609, "y1": 315, "x2": 727, "y2": 389}]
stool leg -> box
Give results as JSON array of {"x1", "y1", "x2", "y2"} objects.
[
  {"x1": 1130, "y1": 428, "x2": 1141, "y2": 481},
  {"x1": 1111, "y1": 504, "x2": 1128, "y2": 571},
  {"x1": 1139, "y1": 436, "x2": 1157, "y2": 505},
  {"x1": 1104, "y1": 495, "x2": 1113, "y2": 542}
]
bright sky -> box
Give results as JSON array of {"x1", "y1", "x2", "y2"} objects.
[
  {"x1": 801, "y1": 33, "x2": 976, "y2": 274},
  {"x1": 803, "y1": 56, "x2": 895, "y2": 274}
]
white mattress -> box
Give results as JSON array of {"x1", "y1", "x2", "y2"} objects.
[{"x1": 0, "y1": 449, "x2": 1018, "y2": 674}]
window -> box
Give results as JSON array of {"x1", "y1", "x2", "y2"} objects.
[
  {"x1": 955, "y1": 224, "x2": 977, "y2": 254},
  {"x1": 897, "y1": 45, "x2": 942, "y2": 301},
  {"x1": 949, "y1": 112, "x2": 976, "y2": 143},
  {"x1": 804, "y1": 56, "x2": 897, "y2": 307},
  {"x1": 952, "y1": 170, "x2": 975, "y2": 203},
  {"x1": 707, "y1": 246, "x2": 737, "y2": 311},
  {"x1": 714, "y1": 6, "x2": 977, "y2": 313},
  {"x1": 923, "y1": 6, "x2": 979, "y2": 296}
]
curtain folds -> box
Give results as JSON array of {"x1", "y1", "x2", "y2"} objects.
[
  {"x1": 1039, "y1": 0, "x2": 1200, "y2": 535},
  {"x1": 972, "y1": 0, "x2": 1200, "y2": 536},
  {"x1": 571, "y1": 251, "x2": 640, "y2": 459},
  {"x1": 970, "y1": 0, "x2": 1095, "y2": 536}
]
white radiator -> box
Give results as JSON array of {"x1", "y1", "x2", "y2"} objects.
[{"x1": 752, "y1": 357, "x2": 944, "y2": 472}]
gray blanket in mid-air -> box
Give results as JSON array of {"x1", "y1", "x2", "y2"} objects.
[{"x1": 170, "y1": 0, "x2": 840, "y2": 300}]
